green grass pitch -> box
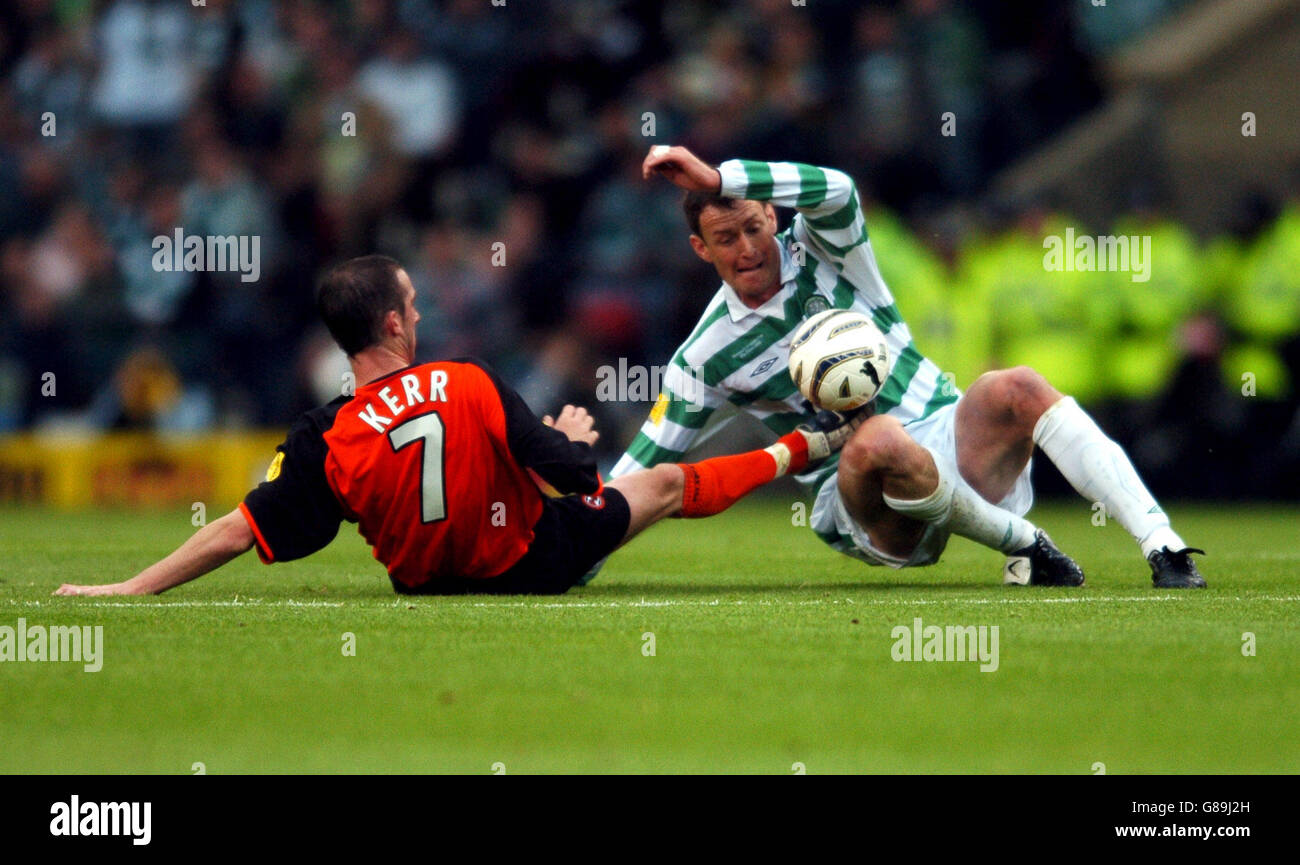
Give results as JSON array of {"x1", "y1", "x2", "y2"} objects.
[{"x1": 2, "y1": 499, "x2": 1297, "y2": 774}]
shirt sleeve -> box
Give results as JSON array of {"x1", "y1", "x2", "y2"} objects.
[
  {"x1": 611, "y1": 356, "x2": 729, "y2": 477},
  {"x1": 240, "y1": 416, "x2": 344, "y2": 563},
  {"x1": 463, "y1": 358, "x2": 602, "y2": 496},
  {"x1": 717, "y1": 158, "x2": 868, "y2": 264}
]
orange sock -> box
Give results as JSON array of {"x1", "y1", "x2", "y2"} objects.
[{"x1": 676, "y1": 431, "x2": 809, "y2": 518}]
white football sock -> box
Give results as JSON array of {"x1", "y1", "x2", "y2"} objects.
[
  {"x1": 1033, "y1": 396, "x2": 1185, "y2": 558},
  {"x1": 883, "y1": 453, "x2": 1038, "y2": 554}
]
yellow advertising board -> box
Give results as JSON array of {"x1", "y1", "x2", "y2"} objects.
[{"x1": 0, "y1": 433, "x2": 285, "y2": 509}]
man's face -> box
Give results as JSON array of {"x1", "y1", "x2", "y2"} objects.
[
  {"x1": 395, "y1": 269, "x2": 420, "y2": 360},
  {"x1": 690, "y1": 201, "x2": 781, "y2": 305}
]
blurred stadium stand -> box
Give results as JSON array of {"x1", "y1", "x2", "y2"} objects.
[{"x1": 0, "y1": 0, "x2": 1297, "y2": 506}]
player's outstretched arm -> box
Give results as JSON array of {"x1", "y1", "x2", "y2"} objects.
[
  {"x1": 642, "y1": 144, "x2": 722, "y2": 191},
  {"x1": 54, "y1": 509, "x2": 255, "y2": 597},
  {"x1": 644, "y1": 145, "x2": 865, "y2": 263},
  {"x1": 643, "y1": 145, "x2": 854, "y2": 218}
]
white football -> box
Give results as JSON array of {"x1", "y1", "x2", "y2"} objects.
[{"x1": 788, "y1": 309, "x2": 891, "y2": 411}]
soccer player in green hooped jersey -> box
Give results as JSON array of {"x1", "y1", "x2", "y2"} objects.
[{"x1": 599, "y1": 145, "x2": 1207, "y2": 589}]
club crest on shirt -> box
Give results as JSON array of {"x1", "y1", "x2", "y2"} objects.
[
  {"x1": 266, "y1": 451, "x2": 285, "y2": 482},
  {"x1": 803, "y1": 295, "x2": 831, "y2": 317}
]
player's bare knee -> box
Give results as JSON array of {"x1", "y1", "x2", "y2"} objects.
[
  {"x1": 1001, "y1": 366, "x2": 1061, "y2": 427},
  {"x1": 843, "y1": 416, "x2": 918, "y2": 475},
  {"x1": 842, "y1": 417, "x2": 889, "y2": 471},
  {"x1": 976, "y1": 366, "x2": 1060, "y2": 431}
]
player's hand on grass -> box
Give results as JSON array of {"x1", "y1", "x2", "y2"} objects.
[
  {"x1": 544, "y1": 404, "x2": 599, "y2": 446},
  {"x1": 642, "y1": 145, "x2": 722, "y2": 192},
  {"x1": 54, "y1": 581, "x2": 142, "y2": 597}
]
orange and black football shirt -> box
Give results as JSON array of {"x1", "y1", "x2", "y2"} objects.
[{"x1": 239, "y1": 358, "x2": 601, "y2": 590}]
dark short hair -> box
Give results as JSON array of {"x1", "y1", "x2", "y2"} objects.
[
  {"x1": 683, "y1": 190, "x2": 741, "y2": 237},
  {"x1": 316, "y1": 255, "x2": 406, "y2": 356}
]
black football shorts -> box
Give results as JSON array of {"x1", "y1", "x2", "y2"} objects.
[{"x1": 393, "y1": 488, "x2": 631, "y2": 595}]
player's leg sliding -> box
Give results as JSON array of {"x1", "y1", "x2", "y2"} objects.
[
  {"x1": 882, "y1": 447, "x2": 1085, "y2": 587},
  {"x1": 675, "y1": 441, "x2": 802, "y2": 517},
  {"x1": 1033, "y1": 396, "x2": 1179, "y2": 554},
  {"x1": 1033, "y1": 396, "x2": 1206, "y2": 588},
  {"x1": 586, "y1": 410, "x2": 863, "y2": 581},
  {"x1": 675, "y1": 410, "x2": 855, "y2": 517}
]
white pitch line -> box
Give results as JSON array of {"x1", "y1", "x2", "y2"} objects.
[
  {"x1": 12, "y1": 595, "x2": 1300, "y2": 610},
  {"x1": 438, "y1": 594, "x2": 1300, "y2": 610}
]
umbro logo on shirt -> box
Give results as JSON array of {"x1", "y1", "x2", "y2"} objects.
[{"x1": 751, "y1": 356, "x2": 779, "y2": 377}]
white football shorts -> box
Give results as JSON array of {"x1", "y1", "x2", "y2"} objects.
[{"x1": 809, "y1": 399, "x2": 1035, "y2": 568}]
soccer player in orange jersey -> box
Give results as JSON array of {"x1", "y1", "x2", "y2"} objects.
[{"x1": 55, "y1": 255, "x2": 860, "y2": 596}]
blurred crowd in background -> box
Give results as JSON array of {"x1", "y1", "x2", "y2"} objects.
[{"x1": 2, "y1": 0, "x2": 1298, "y2": 497}]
